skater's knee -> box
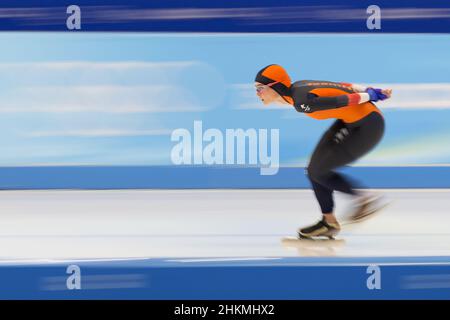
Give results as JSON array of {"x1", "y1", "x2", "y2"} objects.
[
  {"x1": 305, "y1": 164, "x2": 317, "y2": 180},
  {"x1": 306, "y1": 163, "x2": 328, "y2": 183}
]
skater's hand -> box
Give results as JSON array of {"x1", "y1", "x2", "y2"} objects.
[
  {"x1": 366, "y1": 88, "x2": 392, "y2": 101},
  {"x1": 381, "y1": 88, "x2": 392, "y2": 99}
]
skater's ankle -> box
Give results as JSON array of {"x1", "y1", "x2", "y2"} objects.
[{"x1": 322, "y1": 213, "x2": 339, "y2": 225}]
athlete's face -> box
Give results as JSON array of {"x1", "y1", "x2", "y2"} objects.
[{"x1": 254, "y1": 82, "x2": 281, "y2": 105}]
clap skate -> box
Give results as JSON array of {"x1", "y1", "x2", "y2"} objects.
[{"x1": 297, "y1": 217, "x2": 341, "y2": 240}]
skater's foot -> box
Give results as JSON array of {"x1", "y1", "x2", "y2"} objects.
[
  {"x1": 298, "y1": 216, "x2": 341, "y2": 239},
  {"x1": 345, "y1": 192, "x2": 387, "y2": 224}
]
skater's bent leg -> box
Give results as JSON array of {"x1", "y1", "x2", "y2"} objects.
[
  {"x1": 306, "y1": 126, "x2": 360, "y2": 224},
  {"x1": 313, "y1": 112, "x2": 385, "y2": 196},
  {"x1": 307, "y1": 115, "x2": 384, "y2": 198},
  {"x1": 300, "y1": 113, "x2": 385, "y2": 234}
]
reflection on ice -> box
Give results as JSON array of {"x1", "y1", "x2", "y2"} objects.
[{"x1": 282, "y1": 237, "x2": 346, "y2": 257}]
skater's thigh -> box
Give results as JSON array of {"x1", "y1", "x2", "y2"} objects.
[
  {"x1": 308, "y1": 114, "x2": 384, "y2": 173},
  {"x1": 340, "y1": 118, "x2": 385, "y2": 159},
  {"x1": 309, "y1": 120, "x2": 345, "y2": 162},
  {"x1": 311, "y1": 126, "x2": 381, "y2": 173},
  {"x1": 309, "y1": 142, "x2": 355, "y2": 174}
]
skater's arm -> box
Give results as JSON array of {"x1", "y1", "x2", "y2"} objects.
[
  {"x1": 294, "y1": 92, "x2": 371, "y2": 113},
  {"x1": 342, "y1": 83, "x2": 393, "y2": 99}
]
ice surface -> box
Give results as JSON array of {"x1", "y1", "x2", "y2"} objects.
[{"x1": 0, "y1": 189, "x2": 449, "y2": 261}]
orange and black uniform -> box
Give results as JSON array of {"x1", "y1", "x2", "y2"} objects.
[
  {"x1": 255, "y1": 64, "x2": 385, "y2": 214},
  {"x1": 291, "y1": 80, "x2": 382, "y2": 123},
  {"x1": 291, "y1": 80, "x2": 384, "y2": 213}
]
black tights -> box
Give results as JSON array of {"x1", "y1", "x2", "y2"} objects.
[{"x1": 306, "y1": 112, "x2": 385, "y2": 214}]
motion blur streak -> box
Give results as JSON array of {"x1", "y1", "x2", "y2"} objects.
[{"x1": 1, "y1": 6, "x2": 450, "y2": 22}]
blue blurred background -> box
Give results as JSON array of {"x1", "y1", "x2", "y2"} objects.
[{"x1": 0, "y1": 32, "x2": 449, "y2": 167}]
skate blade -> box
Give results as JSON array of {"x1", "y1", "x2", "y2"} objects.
[
  {"x1": 282, "y1": 236, "x2": 346, "y2": 246},
  {"x1": 298, "y1": 234, "x2": 336, "y2": 240}
]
